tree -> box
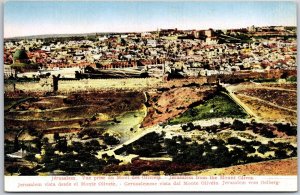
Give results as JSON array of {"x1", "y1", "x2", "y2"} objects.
[
  {"x1": 244, "y1": 145, "x2": 256, "y2": 153},
  {"x1": 34, "y1": 138, "x2": 42, "y2": 152},
  {"x1": 54, "y1": 132, "x2": 60, "y2": 141},
  {"x1": 232, "y1": 119, "x2": 246, "y2": 131},
  {"x1": 182, "y1": 122, "x2": 195, "y2": 132},
  {"x1": 61, "y1": 160, "x2": 81, "y2": 174},
  {"x1": 257, "y1": 145, "x2": 269, "y2": 154},
  {"x1": 14, "y1": 136, "x2": 19, "y2": 151},
  {"x1": 227, "y1": 137, "x2": 242, "y2": 145},
  {"x1": 71, "y1": 141, "x2": 83, "y2": 152},
  {"x1": 275, "y1": 149, "x2": 287, "y2": 159},
  {"x1": 52, "y1": 74, "x2": 60, "y2": 92},
  {"x1": 56, "y1": 138, "x2": 68, "y2": 153},
  {"x1": 6, "y1": 165, "x2": 19, "y2": 175},
  {"x1": 42, "y1": 137, "x2": 49, "y2": 144},
  {"x1": 103, "y1": 134, "x2": 120, "y2": 145},
  {"x1": 107, "y1": 155, "x2": 121, "y2": 165},
  {"x1": 19, "y1": 166, "x2": 38, "y2": 176}
]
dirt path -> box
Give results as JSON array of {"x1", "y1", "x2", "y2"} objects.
[{"x1": 225, "y1": 87, "x2": 259, "y2": 120}]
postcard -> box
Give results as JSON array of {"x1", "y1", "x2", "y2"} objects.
[{"x1": 3, "y1": 0, "x2": 297, "y2": 192}]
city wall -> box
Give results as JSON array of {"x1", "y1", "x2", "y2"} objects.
[{"x1": 5, "y1": 78, "x2": 164, "y2": 93}]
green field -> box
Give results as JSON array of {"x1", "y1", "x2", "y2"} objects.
[{"x1": 170, "y1": 93, "x2": 248, "y2": 124}]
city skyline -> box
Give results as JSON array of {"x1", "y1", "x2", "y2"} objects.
[{"x1": 4, "y1": 1, "x2": 297, "y2": 38}]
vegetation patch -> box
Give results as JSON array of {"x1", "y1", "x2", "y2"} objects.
[{"x1": 170, "y1": 93, "x2": 248, "y2": 124}]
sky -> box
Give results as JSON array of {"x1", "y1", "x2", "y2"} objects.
[{"x1": 4, "y1": 1, "x2": 297, "y2": 38}]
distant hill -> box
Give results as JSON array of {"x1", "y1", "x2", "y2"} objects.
[
  {"x1": 4, "y1": 31, "x2": 150, "y2": 41},
  {"x1": 4, "y1": 25, "x2": 296, "y2": 41}
]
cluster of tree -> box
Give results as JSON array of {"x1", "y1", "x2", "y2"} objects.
[
  {"x1": 41, "y1": 151, "x2": 108, "y2": 174},
  {"x1": 103, "y1": 133, "x2": 120, "y2": 145},
  {"x1": 165, "y1": 136, "x2": 296, "y2": 169},
  {"x1": 39, "y1": 138, "x2": 118, "y2": 174},
  {"x1": 251, "y1": 123, "x2": 277, "y2": 138},
  {"x1": 5, "y1": 130, "x2": 120, "y2": 175},
  {"x1": 231, "y1": 119, "x2": 246, "y2": 131},
  {"x1": 119, "y1": 132, "x2": 165, "y2": 157},
  {"x1": 206, "y1": 120, "x2": 281, "y2": 139},
  {"x1": 230, "y1": 120, "x2": 297, "y2": 138},
  {"x1": 77, "y1": 129, "x2": 102, "y2": 139},
  {"x1": 182, "y1": 120, "x2": 246, "y2": 133},
  {"x1": 171, "y1": 140, "x2": 250, "y2": 167},
  {"x1": 286, "y1": 76, "x2": 297, "y2": 82},
  {"x1": 274, "y1": 123, "x2": 297, "y2": 136},
  {"x1": 252, "y1": 78, "x2": 278, "y2": 83},
  {"x1": 6, "y1": 165, "x2": 38, "y2": 176},
  {"x1": 181, "y1": 122, "x2": 197, "y2": 132}
]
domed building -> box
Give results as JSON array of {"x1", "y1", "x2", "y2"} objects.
[
  {"x1": 13, "y1": 49, "x2": 29, "y2": 64},
  {"x1": 11, "y1": 48, "x2": 39, "y2": 72}
]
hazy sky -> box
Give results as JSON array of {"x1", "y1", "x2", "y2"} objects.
[{"x1": 4, "y1": 1, "x2": 297, "y2": 38}]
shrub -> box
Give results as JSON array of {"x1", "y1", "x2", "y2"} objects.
[
  {"x1": 103, "y1": 133, "x2": 120, "y2": 145},
  {"x1": 244, "y1": 145, "x2": 256, "y2": 153},
  {"x1": 257, "y1": 145, "x2": 270, "y2": 154},
  {"x1": 19, "y1": 166, "x2": 38, "y2": 176},
  {"x1": 227, "y1": 137, "x2": 242, "y2": 145},
  {"x1": 275, "y1": 149, "x2": 288, "y2": 159},
  {"x1": 231, "y1": 119, "x2": 246, "y2": 131},
  {"x1": 6, "y1": 165, "x2": 19, "y2": 175}
]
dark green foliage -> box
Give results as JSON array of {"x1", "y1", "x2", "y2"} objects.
[
  {"x1": 252, "y1": 123, "x2": 277, "y2": 138},
  {"x1": 55, "y1": 138, "x2": 68, "y2": 153},
  {"x1": 24, "y1": 153, "x2": 37, "y2": 162},
  {"x1": 181, "y1": 122, "x2": 195, "y2": 132},
  {"x1": 60, "y1": 160, "x2": 81, "y2": 174},
  {"x1": 244, "y1": 145, "x2": 256, "y2": 153},
  {"x1": 231, "y1": 119, "x2": 246, "y2": 131},
  {"x1": 78, "y1": 129, "x2": 102, "y2": 139},
  {"x1": 122, "y1": 132, "x2": 164, "y2": 157},
  {"x1": 14, "y1": 136, "x2": 19, "y2": 151},
  {"x1": 230, "y1": 147, "x2": 247, "y2": 165},
  {"x1": 275, "y1": 149, "x2": 288, "y2": 159},
  {"x1": 170, "y1": 94, "x2": 248, "y2": 124},
  {"x1": 19, "y1": 166, "x2": 38, "y2": 176},
  {"x1": 275, "y1": 123, "x2": 297, "y2": 136},
  {"x1": 40, "y1": 145, "x2": 119, "y2": 174},
  {"x1": 103, "y1": 133, "x2": 120, "y2": 145},
  {"x1": 246, "y1": 155, "x2": 264, "y2": 163},
  {"x1": 205, "y1": 125, "x2": 219, "y2": 133},
  {"x1": 249, "y1": 140, "x2": 262, "y2": 146},
  {"x1": 28, "y1": 127, "x2": 39, "y2": 137},
  {"x1": 260, "y1": 128, "x2": 276, "y2": 138},
  {"x1": 54, "y1": 132, "x2": 60, "y2": 141},
  {"x1": 6, "y1": 165, "x2": 19, "y2": 175},
  {"x1": 257, "y1": 145, "x2": 270, "y2": 154},
  {"x1": 286, "y1": 76, "x2": 297, "y2": 82},
  {"x1": 227, "y1": 137, "x2": 242, "y2": 145}
]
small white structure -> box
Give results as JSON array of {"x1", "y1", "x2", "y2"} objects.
[{"x1": 7, "y1": 149, "x2": 27, "y2": 159}]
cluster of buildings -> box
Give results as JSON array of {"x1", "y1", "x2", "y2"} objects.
[{"x1": 4, "y1": 25, "x2": 297, "y2": 79}]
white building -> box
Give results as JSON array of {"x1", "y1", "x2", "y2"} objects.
[{"x1": 4, "y1": 65, "x2": 15, "y2": 78}]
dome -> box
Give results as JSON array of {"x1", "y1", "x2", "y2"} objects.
[{"x1": 13, "y1": 49, "x2": 28, "y2": 61}]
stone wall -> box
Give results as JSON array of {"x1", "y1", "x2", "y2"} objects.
[{"x1": 5, "y1": 78, "x2": 164, "y2": 93}]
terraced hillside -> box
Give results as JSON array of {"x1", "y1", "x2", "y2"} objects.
[
  {"x1": 5, "y1": 91, "x2": 145, "y2": 138},
  {"x1": 226, "y1": 82, "x2": 297, "y2": 124}
]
